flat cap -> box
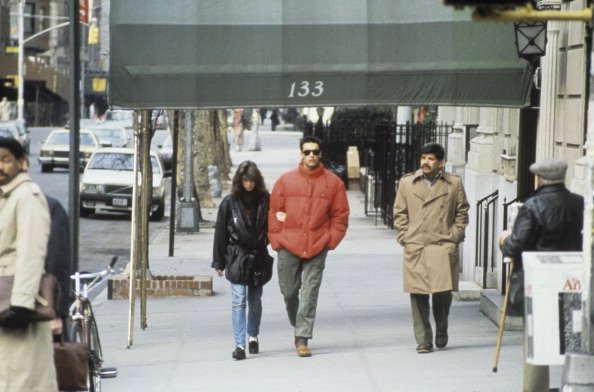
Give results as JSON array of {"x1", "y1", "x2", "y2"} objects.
[
  {"x1": 0, "y1": 137, "x2": 25, "y2": 159},
  {"x1": 529, "y1": 157, "x2": 567, "y2": 181}
]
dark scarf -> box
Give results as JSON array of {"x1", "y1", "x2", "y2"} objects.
[{"x1": 239, "y1": 190, "x2": 260, "y2": 224}]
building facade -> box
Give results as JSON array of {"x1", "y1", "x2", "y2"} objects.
[{"x1": 437, "y1": 0, "x2": 590, "y2": 294}]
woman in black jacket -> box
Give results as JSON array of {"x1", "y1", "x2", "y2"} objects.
[{"x1": 212, "y1": 161, "x2": 272, "y2": 360}]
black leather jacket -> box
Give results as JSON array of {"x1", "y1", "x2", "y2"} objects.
[
  {"x1": 211, "y1": 193, "x2": 270, "y2": 284},
  {"x1": 501, "y1": 184, "x2": 583, "y2": 270}
]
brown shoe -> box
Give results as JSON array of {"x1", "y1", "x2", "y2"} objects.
[{"x1": 297, "y1": 345, "x2": 312, "y2": 357}]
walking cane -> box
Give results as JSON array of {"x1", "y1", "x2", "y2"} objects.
[{"x1": 492, "y1": 257, "x2": 514, "y2": 373}]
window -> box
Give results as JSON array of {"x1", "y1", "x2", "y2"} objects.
[{"x1": 24, "y1": 3, "x2": 35, "y2": 35}]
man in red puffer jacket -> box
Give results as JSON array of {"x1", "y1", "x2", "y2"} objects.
[{"x1": 268, "y1": 135, "x2": 349, "y2": 358}]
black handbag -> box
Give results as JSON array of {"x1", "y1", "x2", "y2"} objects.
[
  {"x1": 0, "y1": 273, "x2": 59, "y2": 322},
  {"x1": 251, "y1": 252, "x2": 274, "y2": 287},
  {"x1": 508, "y1": 270, "x2": 525, "y2": 314}
]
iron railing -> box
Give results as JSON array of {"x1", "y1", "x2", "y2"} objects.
[{"x1": 475, "y1": 190, "x2": 499, "y2": 288}]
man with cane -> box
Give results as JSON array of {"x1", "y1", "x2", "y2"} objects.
[{"x1": 499, "y1": 157, "x2": 583, "y2": 392}]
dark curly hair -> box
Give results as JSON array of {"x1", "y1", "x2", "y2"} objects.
[
  {"x1": 231, "y1": 160, "x2": 268, "y2": 196},
  {"x1": 420, "y1": 142, "x2": 445, "y2": 161},
  {"x1": 299, "y1": 135, "x2": 323, "y2": 152}
]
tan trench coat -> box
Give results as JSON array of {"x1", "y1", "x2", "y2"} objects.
[
  {"x1": 0, "y1": 173, "x2": 57, "y2": 391},
  {"x1": 393, "y1": 170, "x2": 469, "y2": 294}
]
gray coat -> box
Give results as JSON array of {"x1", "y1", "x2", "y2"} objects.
[
  {"x1": 0, "y1": 173, "x2": 57, "y2": 391},
  {"x1": 393, "y1": 170, "x2": 469, "y2": 294}
]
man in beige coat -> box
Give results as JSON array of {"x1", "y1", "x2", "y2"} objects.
[
  {"x1": 393, "y1": 142, "x2": 469, "y2": 354},
  {"x1": 0, "y1": 137, "x2": 57, "y2": 391}
]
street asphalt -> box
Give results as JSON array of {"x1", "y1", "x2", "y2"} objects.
[{"x1": 92, "y1": 127, "x2": 562, "y2": 392}]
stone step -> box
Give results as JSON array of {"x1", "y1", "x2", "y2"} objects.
[
  {"x1": 480, "y1": 289, "x2": 524, "y2": 331},
  {"x1": 454, "y1": 280, "x2": 483, "y2": 301}
]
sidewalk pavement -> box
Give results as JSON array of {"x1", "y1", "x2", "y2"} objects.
[{"x1": 93, "y1": 130, "x2": 560, "y2": 392}]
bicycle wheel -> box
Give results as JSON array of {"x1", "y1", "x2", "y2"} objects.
[
  {"x1": 87, "y1": 311, "x2": 103, "y2": 392},
  {"x1": 70, "y1": 307, "x2": 103, "y2": 392}
]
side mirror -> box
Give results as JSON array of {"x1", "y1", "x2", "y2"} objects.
[{"x1": 100, "y1": 140, "x2": 113, "y2": 147}]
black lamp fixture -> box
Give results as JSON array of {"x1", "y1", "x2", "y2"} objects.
[{"x1": 514, "y1": 21, "x2": 547, "y2": 61}]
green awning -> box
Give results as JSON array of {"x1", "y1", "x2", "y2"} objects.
[{"x1": 109, "y1": 0, "x2": 531, "y2": 109}]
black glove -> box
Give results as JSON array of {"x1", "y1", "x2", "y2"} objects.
[{"x1": 0, "y1": 306, "x2": 32, "y2": 330}]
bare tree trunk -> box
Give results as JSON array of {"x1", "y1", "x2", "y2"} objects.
[
  {"x1": 193, "y1": 109, "x2": 215, "y2": 208},
  {"x1": 214, "y1": 109, "x2": 232, "y2": 183},
  {"x1": 168, "y1": 110, "x2": 184, "y2": 197}
]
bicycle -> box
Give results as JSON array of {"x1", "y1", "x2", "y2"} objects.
[{"x1": 69, "y1": 256, "x2": 119, "y2": 392}]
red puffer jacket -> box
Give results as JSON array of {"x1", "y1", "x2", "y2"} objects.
[{"x1": 268, "y1": 162, "x2": 350, "y2": 259}]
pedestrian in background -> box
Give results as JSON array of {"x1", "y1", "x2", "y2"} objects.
[
  {"x1": 0, "y1": 137, "x2": 57, "y2": 391},
  {"x1": 44, "y1": 195, "x2": 73, "y2": 341},
  {"x1": 212, "y1": 161, "x2": 273, "y2": 360},
  {"x1": 499, "y1": 157, "x2": 583, "y2": 392},
  {"x1": 0, "y1": 97, "x2": 11, "y2": 121},
  {"x1": 268, "y1": 135, "x2": 349, "y2": 357},
  {"x1": 259, "y1": 108, "x2": 267, "y2": 124},
  {"x1": 20, "y1": 155, "x2": 72, "y2": 340},
  {"x1": 393, "y1": 142, "x2": 469, "y2": 354},
  {"x1": 232, "y1": 108, "x2": 245, "y2": 151},
  {"x1": 270, "y1": 109, "x2": 280, "y2": 131}
]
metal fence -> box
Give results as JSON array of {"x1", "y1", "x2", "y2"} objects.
[{"x1": 313, "y1": 120, "x2": 453, "y2": 228}]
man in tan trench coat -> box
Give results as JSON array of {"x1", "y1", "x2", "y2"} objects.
[
  {"x1": 393, "y1": 142, "x2": 469, "y2": 354},
  {"x1": 0, "y1": 137, "x2": 57, "y2": 391}
]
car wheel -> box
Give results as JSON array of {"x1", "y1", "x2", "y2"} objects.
[
  {"x1": 41, "y1": 164, "x2": 53, "y2": 173},
  {"x1": 151, "y1": 201, "x2": 165, "y2": 221}
]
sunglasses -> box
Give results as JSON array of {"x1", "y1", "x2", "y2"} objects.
[{"x1": 302, "y1": 149, "x2": 321, "y2": 156}]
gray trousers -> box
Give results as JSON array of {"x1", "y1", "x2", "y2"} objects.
[
  {"x1": 277, "y1": 248, "x2": 328, "y2": 339},
  {"x1": 410, "y1": 291, "x2": 452, "y2": 345}
]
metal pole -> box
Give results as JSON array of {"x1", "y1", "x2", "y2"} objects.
[
  {"x1": 183, "y1": 111, "x2": 193, "y2": 203},
  {"x1": 80, "y1": 24, "x2": 86, "y2": 118},
  {"x1": 140, "y1": 110, "x2": 151, "y2": 330},
  {"x1": 177, "y1": 110, "x2": 199, "y2": 232},
  {"x1": 168, "y1": 111, "x2": 179, "y2": 256},
  {"x1": 17, "y1": 0, "x2": 24, "y2": 127},
  {"x1": 67, "y1": 0, "x2": 81, "y2": 273},
  {"x1": 127, "y1": 111, "x2": 140, "y2": 348}
]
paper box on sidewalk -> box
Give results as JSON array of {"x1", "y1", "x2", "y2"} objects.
[
  {"x1": 346, "y1": 146, "x2": 360, "y2": 179},
  {"x1": 523, "y1": 252, "x2": 583, "y2": 366}
]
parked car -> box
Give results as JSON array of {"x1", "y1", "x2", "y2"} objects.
[
  {"x1": 38, "y1": 129, "x2": 100, "y2": 172},
  {"x1": 158, "y1": 134, "x2": 173, "y2": 170},
  {"x1": 79, "y1": 148, "x2": 170, "y2": 220},
  {"x1": 85, "y1": 123, "x2": 130, "y2": 148},
  {"x1": 0, "y1": 121, "x2": 30, "y2": 154}
]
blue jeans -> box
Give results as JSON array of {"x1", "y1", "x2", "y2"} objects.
[{"x1": 231, "y1": 283, "x2": 263, "y2": 348}]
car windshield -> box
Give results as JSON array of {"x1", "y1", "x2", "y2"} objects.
[
  {"x1": 92, "y1": 129, "x2": 125, "y2": 143},
  {"x1": 47, "y1": 132, "x2": 96, "y2": 146},
  {"x1": 46, "y1": 132, "x2": 69, "y2": 144},
  {"x1": 105, "y1": 110, "x2": 134, "y2": 122},
  {"x1": 88, "y1": 152, "x2": 161, "y2": 173},
  {"x1": 0, "y1": 128, "x2": 15, "y2": 138}
]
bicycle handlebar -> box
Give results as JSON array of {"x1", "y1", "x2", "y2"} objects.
[{"x1": 70, "y1": 256, "x2": 119, "y2": 281}]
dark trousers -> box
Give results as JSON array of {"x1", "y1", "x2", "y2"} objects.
[{"x1": 410, "y1": 291, "x2": 452, "y2": 345}]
